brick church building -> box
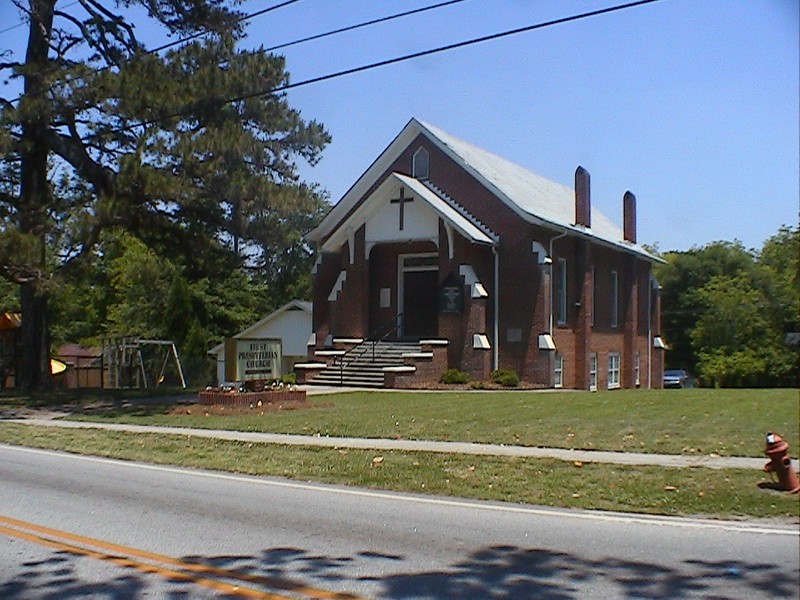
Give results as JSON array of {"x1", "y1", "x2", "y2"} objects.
[{"x1": 303, "y1": 119, "x2": 665, "y2": 390}]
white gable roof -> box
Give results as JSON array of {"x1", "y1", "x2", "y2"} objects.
[
  {"x1": 320, "y1": 173, "x2": 495, "y2": 253},
  {"x1": 207, "y1": 300, "x2": 312, "y2": 355},
  {"x1": 308, "y1": 119, "x2": 658, "y2": 261}
]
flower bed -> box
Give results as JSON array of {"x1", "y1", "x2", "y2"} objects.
[{"x1": 198, "y1": 388, "x2": 306, "y2": 406}]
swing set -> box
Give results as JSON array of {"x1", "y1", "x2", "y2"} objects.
[{"x1": 102, "y1": 337, "x2": 186, "y2": 389}]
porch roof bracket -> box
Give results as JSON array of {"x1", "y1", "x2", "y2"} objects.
[{"x1": 444, "y1": 222, "x2": 455, "y2": 260}]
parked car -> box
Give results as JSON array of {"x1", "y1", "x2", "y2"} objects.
[{"x1": 663, "y1": 369, "x2": 691, "y2": 388}]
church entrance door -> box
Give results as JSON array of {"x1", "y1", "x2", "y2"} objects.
[{"x1": 400, "y1": 254, "x2": 438, "y2": 339}]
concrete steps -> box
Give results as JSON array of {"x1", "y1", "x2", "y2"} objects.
[{"x1": 308, "y1": 341, "x2": 421, "y2": 388}]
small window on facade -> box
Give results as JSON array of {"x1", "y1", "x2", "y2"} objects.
[
  {"x1": 554, "y1": 352, "x2": 564, "y2": 388},
  {"x1": 589, "y1": 353, "x2": 598, "y2": 391},
  {"x1": 557, "y1": 258, "x2": 568, "y2": 325},
  {"x1": 635, "y1": 351, "x2": 641, "y2": 387},
  {"x1": 610, "y1": 270, "x2": 619, "y2": 329},
  {"x1": 590, "y1": 266, "x2": 595, "y2": 327},
  {"x1": 412, "y1": 147, "x2": 430, "y2": 180},
  {"x1": 608, "y1": 352, "x2": 621, "y2": 389}
]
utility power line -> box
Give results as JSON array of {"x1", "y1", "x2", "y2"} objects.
[
  {"x1": 3, "y1": 0, "x2": 466, "y2": 104},
  {"x1": 8, "y1": 0, "x2": 664, "y2": 137},
  {"x1": 106, "y1": 0, "x2": 664, "y2": 135},
  {"x1": 0, "y1": 0, "x2": 80, "y2": 35},
  {"x1": 149, "y1": 0, "x2": 302, "y2": 54},
  {"x1": 265, "y1": 0, "x2": 470, "y2": 53},
  {"x1": 241, "y1": 0, "x2": 664, "y2": 98},
  {"x1": 2, "y1": 0, "x2": 301, "y2": 104}
]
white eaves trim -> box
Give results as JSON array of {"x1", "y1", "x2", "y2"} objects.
[
  {"x1": 307, "y1": 118, "x2": 661, "y2": 263},
  {"x1": 320, "y1": 172, "x2": 494, "y2": 253},
  {"x1": 396, "y1": 174, "x2": 495, "y2": 245}
]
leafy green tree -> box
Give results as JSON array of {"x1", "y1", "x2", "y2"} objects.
[
  {"x1": 105, "y1": 234, "x2": 179, "y2": 340},
  {"x1": 100, "y1": 232, "x2": 281, "y2": 385},
  {"x1": 758, "y1": 226, "x2": 799, "y2": 385},
  {"x1": 658, "y1": 228, "x2": 798, "y2": 387},
  {"x1": 691, "y1": 273, "x2": 793, "y2": 386},
  {"x1": 758, "y1": 226, "x2": 799, "y2": 335},
  {"x1": 0, "y1": 0, "x2": 329, "y2": 390},
  {"x1": 655, "y1": 241, "x2": 758, "y2": 371},
  {"x1": 0, "y1": 278, "x2": 18, "y2": 313}
]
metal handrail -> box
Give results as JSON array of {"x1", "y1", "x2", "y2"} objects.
[{"x1": 334, "y1": 313, "x2": 404, "y2": 386}]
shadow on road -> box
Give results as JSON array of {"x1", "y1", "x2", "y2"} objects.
[{"x1": 1, "y1": 542, "x2": 796, "y2": 599}]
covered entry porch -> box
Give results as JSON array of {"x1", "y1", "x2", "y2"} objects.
[{"x1": 306, "y1": 173, "x2": 497, "y2": 386}]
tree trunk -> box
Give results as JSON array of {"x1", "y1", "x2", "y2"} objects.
[
  {"x1": 18, "y1": 283, "x2": 52, "y2": 391},
  {"x1": 17, "y1": 0, "x2": 56, "y2": 391}
]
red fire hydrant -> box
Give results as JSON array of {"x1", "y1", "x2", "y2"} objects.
[{"x1": 764, "y1": 432, "x2": 800, "y2": 493}]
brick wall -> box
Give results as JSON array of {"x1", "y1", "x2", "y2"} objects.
[{"x1": 310, "y1": 131, "x2": 662, "y2": 389}]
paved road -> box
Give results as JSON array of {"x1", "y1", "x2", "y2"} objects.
[{"x1": 1, "y1": 443, "x2": 798, "y2": 599}]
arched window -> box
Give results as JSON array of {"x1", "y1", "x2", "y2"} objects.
[{"x1": 412, "y1": 147, "x2": 429, "y2": 180}]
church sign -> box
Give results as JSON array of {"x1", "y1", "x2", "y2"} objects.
[
  {"x1": 224, "y1": 338, "x2": 282, "y2": 382},
  {"x1": 439, "y1": 274, "x2": 464, "y2": 314}
]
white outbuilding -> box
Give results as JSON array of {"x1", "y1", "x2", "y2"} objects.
[{"x1": 208, "y1": 300, "x2": 312, "y2": 384}]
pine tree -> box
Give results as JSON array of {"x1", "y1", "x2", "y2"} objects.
[{"x1": 0, "y1": 0, "x2": 329, "y2": 390}]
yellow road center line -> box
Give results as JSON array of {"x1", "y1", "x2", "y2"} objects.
[{"x1": 0, "y1": 515, "x2": 367, "y2": 600}]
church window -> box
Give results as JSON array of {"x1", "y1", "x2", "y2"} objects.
[
  {"x1": 590, "y1": 266, "x2": 595, "y2": 327},
  {"x1": 608, "y1": 352, "x2": 621, "y2": 389},
  {"x1": 589, "y1": 353, "x2": 598, "y2": 391},
  {"x1": 556, "y1": 258, "x2": 568, "y2": 325},
  {"x1": 412, "y1": 147, "x2": 430, "y2": 180},
  {"x1": 610, "y1": 270, "x2": 619, "y2": 328},
  {"x1": 554, "y1": 353, "x2": 564, "y2": 388}
]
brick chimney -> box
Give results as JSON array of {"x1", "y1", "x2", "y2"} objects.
[
  {"x1": 623, "y1": 191, "x2": 637, "y2": 243},
  {"x1": 574, "y1": 166, "x2": 591, "y2": 228}
]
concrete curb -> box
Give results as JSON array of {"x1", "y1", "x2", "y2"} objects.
[{"x1": 9, "y1": 418, "x2": 794, "y2": 471}]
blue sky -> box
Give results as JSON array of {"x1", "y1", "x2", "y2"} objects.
[{"x1": 2, "y1": 0, "x2": 797, "y2": 252}]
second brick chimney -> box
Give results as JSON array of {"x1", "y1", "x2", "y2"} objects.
[
  {"x1": 574, "y1": 166, "x2": 591, "y2": 228},
  {"x1": 623, "y1": 191, "x2": 637, "y2": 243}
]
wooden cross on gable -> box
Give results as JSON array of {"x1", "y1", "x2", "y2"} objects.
[{"x1": 390, "y1": 187, "x2": 414, "y2": 231}]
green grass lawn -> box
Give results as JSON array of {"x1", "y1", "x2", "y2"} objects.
[
  {"x1": 2, "y1": 388, "x2": 798, "y2": 520},
  {"x1": 63, "y1": 388, "x2": 799, "y2": 458},
  {"x1": 0, "y1": 422, "x2": 797, "y2": 520}
]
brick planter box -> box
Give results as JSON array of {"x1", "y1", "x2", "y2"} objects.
[{"x1": 198, "y1": 389, "x2": 306, "y2": 406}]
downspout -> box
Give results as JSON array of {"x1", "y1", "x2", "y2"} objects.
[
  {"x1": 647, "y1": 272, "x2": 653, "y2": 389},
  {"x1": 492, "y1": 245, "x2": 499, "y2": 371},
  {"x1": 548, "y1": 229, "x2": 568, "y2": 335}
]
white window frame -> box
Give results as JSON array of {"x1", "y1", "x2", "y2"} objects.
[
  {"x1": 589, "y1": 353, "x2": 598, "y2": 391},
  {"x1": 412, "y1": 147, "x2": 430, "y2": 180},
  {"x1": 608, "y1": 352, "x2": 621, "y2": 389},
  {"x1": 554, "y1": 353, "x2": 564, "y2": 388},
  {"x1": 590, "y1": 266, "x2": 595, "y2": 327},
  {"x1": 635, "y1": 351, "x2": 641, "y2": 387},
  {"x1": 556, "y1": 258, "x2": 568, "y2": 325},
  {"x1": 610, "y1": 270, "x2": 619, "y2": 329}
]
